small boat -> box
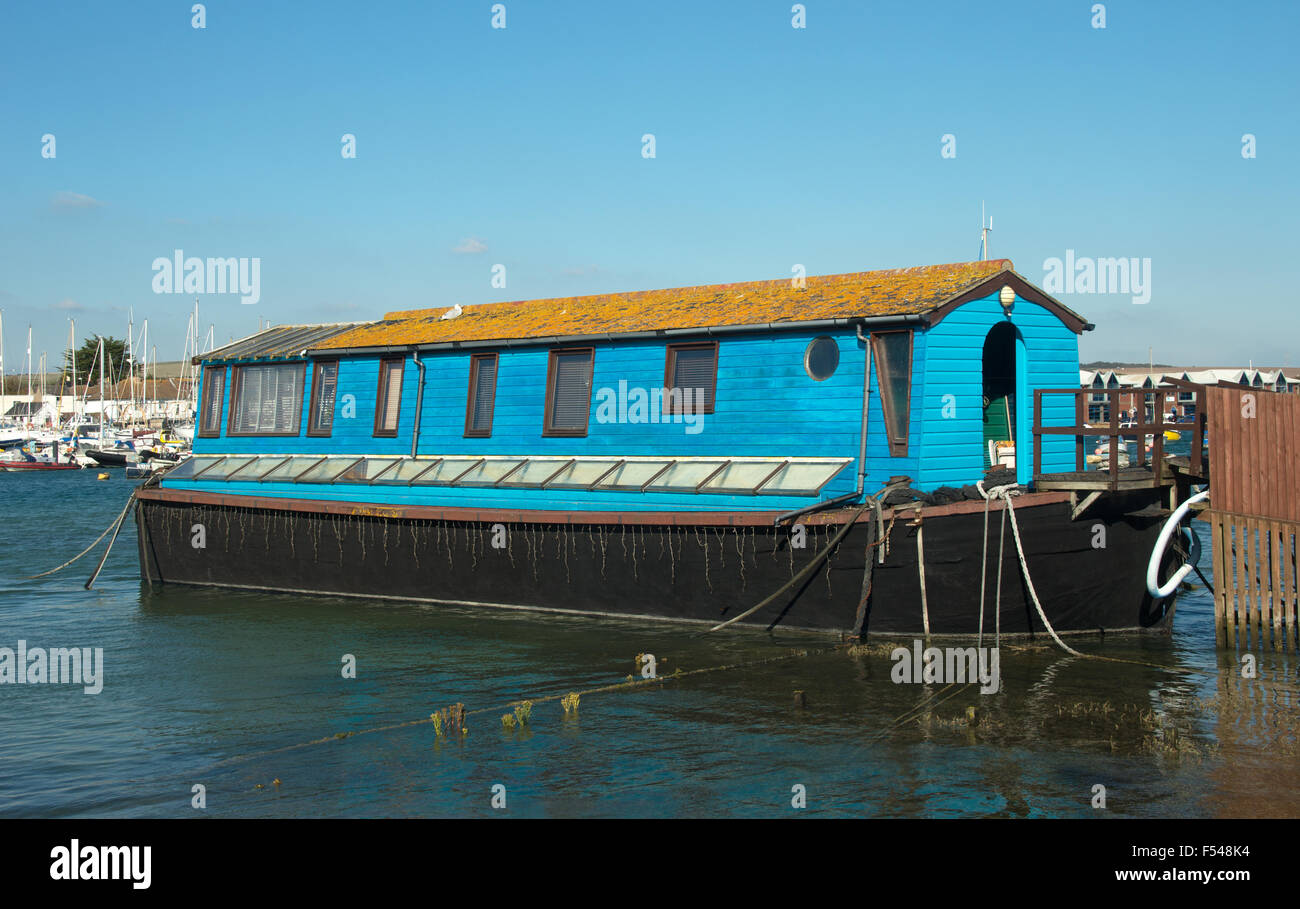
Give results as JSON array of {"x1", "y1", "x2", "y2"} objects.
[
  {"x1": 1, "y1": 460, "x2": 83, "y2": 472},
  {"x1": 86, "y1": 447, "x2": 136, "y2": 467},
  {"x1": 0, "y1": 462, "x2": 82, "y2": 475}
]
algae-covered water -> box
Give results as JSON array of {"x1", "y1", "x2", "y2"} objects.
[{"x1": 1, "y1": 471, "x2": 1295, "y2": 817}]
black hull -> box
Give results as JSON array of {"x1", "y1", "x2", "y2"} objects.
[
  {"x1": 88, "y1": 449, "x2": 131, "y2": 467},
  {"x1": 134, "y1": 490, "x2": 1177, "y2": 637}
]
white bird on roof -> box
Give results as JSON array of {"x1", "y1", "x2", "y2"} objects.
[{"x1": 440, "y1": 303, "x2": 463, "y2": 320}]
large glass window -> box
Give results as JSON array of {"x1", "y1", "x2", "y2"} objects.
[
  {"x1": 544, "y1": 348, "x2": 593, "y2": 436},
  {"x1": 228, "y1": 363, "x2": 305, "y2": 436},
  {"x1": 871, "y1": 331, "x2": 913, "y2": 457}
]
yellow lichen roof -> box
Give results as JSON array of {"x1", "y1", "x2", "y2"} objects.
[{"x1": 312, "y1": 260, "x2": 1014, "y2": 350}]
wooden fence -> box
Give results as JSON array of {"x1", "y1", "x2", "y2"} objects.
[{"x1": 1206, "y1": 385, "x2": 1300, "y2": 648}]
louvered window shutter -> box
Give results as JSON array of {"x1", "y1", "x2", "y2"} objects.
[
  {"x1": 670, "y1": 346, "x2": 715, "y2": 412},
  {"x1": 382, "y1": 362, "x2": 403, "y2": 432},
  {"x1": 470, "y1": 357, "x2": 497, "y2": 431},
  {"x1": 549, "y1": 352, "x2": 592, "y2": 430}
]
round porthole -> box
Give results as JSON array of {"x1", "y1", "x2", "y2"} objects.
[{"x1": 804, "y1": 336, "x2": 839, "y2": 381}]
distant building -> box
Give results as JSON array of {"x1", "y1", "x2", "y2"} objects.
[{"x1": 1079, "y1": 367, "x2": 1300, "y2": 423}]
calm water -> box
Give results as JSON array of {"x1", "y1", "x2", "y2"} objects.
[{"x1": 1, "y1": 470, "x2": 1296, "y2": 818}]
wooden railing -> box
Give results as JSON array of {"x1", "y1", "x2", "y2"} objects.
[{"x1": 1032, "y1": 383, "x2": 1207, "y2": 491}]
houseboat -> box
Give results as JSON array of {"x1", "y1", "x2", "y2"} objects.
[{"x1": 134, "y1": 259, "x2": 1191, "y2": 637}]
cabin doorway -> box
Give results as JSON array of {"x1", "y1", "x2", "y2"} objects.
[{"x1": 982, "y1": 322, "x2": 1019, "y2": 472}]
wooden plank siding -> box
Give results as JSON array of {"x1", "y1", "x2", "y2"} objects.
[
  {"x1": 187, "y1": 330, "x2": 867, "y2": 512},
  {"x1": 1206, "y1": 385, "x2": 1300, "y2": 649},
  {"x1": 919, "y1": 292, "x2": 1080, "y2": 488},
  {"x1": 184, "y1": 294, "x2": 1083, "y2": 510}
]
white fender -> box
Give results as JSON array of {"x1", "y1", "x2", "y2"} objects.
[{"x1": 1147, "y1": 490, "x2": 1210, "y2": 599}]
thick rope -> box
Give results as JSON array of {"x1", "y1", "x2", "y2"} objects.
[
  {"x1": 975, "y1": 483, "x2": 1202, "y2": 674},
  {"x1": 27, "y1": 492, "x2": 136, "y2": 579},
  {"x1": 979, "y1": 482, "x2": 1083, "y2": 656},
  {"x1": 708, "y1": 502, "x2": 870, "y2": 632},
  {"x1": 85, "y1": 495, "x2": 136, "y2": 590}
]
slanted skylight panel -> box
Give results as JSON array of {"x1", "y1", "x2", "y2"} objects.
[
  {"x1": 453, "y1": 458, "x2": 527, "y2": 486},
  {"x1": 295, "y1": 457, "x2": 365, "y2": 484},
  {"x1": 166, "y1": 456, "x2": 224, "y2": 480},
  {"x1": 498, "y1": 458, "x2": 574, "y2": 488},
  {"x1": 594, "y1": 459, "x2": 674, "y2": 491},
  {"x1": 371, "y1": 458, "x2": 441, "y2": 485},
  {"x1": 699, "y1": 460, "x2": 789, "y2": 495},
  {"x1": 643, "y1": 459, "x2": 729, "y2": 493},
  {"x1": 331, "y1": 458, "x2": 404, "y2": 483},
  {"x1": 197, "y1": 456, "x2": 262, "y2": 481},
  {"x1": 755, "y1": 459, "x2": 850, "y2": 495},
  {"x1": 409, "y1": 457, "x2": 484, "y2": 486},
  {"x1": 259, "y1": 456, "x2": 326, "y2": 482},
  {"x1": 544, "y1": 458, "x2": 623, "y2": 489}
]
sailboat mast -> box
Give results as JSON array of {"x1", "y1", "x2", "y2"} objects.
[
  {"x1": 99, "y1": 336, "x2": 106, "y2": 447},
  {"x1": 68, "y1": 319, "x2": 77, "y2": 427}
]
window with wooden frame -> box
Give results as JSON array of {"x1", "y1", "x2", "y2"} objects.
[
  {"x1": 373, "y1": 357, "x2": 405, "y2": 438},
  {"x1": 464, "y1": 353, "x2": 498, "y2": 438},
  {"x1": 543, "y1": 348, "x2": 594, "y2": 437},
  {"x1": 226, "y1": 363, "x2": 306, "y2": 437},
  {"x1": 307, "y1": 360, "x2": 339, "y2": 437},
  {"x1": 663, "y1": 341, "x2": 718, "y2": 417},
  {"x1": 870, "y1": 331, "x2": 913, "y2": 457},
  {"x1": 198, "y1": 366, "x2": 225, "y2": 438}
]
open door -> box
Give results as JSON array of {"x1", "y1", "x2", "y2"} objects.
[{"x1": 982, "y1": 323, "x2": 1018, "y2": 470}]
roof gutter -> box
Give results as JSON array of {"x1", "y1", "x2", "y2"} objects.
[{"x1": 309, "y1": 313, "x2": 929, "y2": 358}]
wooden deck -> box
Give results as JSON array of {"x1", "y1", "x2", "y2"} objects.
[{"x1": 1035, "y1": 465, "x2": 1168, "y2": 492}]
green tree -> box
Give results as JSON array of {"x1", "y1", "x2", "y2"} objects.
[{"x1": 63, "y1": 336, "x2": 128, "y2": 386}]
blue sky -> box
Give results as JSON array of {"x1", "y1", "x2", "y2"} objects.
[{"x1": 1, "y1": 0, "x2": 1296, "y2": 370}]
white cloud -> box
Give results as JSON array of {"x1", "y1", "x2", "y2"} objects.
[
  {"x1": 51, "y1": 191, "x2": 105, "y2": 209},
  {"x1": 453, "y1": 237, "x2": 488, "y2": 255}
]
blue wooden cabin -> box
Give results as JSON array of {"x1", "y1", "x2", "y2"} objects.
[{"x1": 165, "y1": 260, "x2": 1089, "y2": 512}]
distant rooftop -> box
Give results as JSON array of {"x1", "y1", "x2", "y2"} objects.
[{"x1": 199, "y1": 323, "x2": 367, "y2": 363}]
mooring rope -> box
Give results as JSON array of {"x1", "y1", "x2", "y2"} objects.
[
  {"x1": 979, "y1": 482, "x2": 1083, "y2": 656},
  {"x1": 976, "y1": 482, "x2": 1201, "y2": 674},
  {"x1": 26, "y1": 491, "x2": 136, "y2": 580},
  {"x1": 197, "y1": 645, "x2": 842, "y2": 773},
  {"x1": 84, "y1": 493, "x2": 137, "y2": 590},
  {"x1": 707, "y1": 503, "x2": 870, "y2": 633},
  {"x1": 868, "y1": 681, "x2": 974, "y2": 742}
]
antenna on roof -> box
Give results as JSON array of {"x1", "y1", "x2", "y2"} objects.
[{"x1": 979, "y1": 202, "x2": 993, "y2": 260}]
